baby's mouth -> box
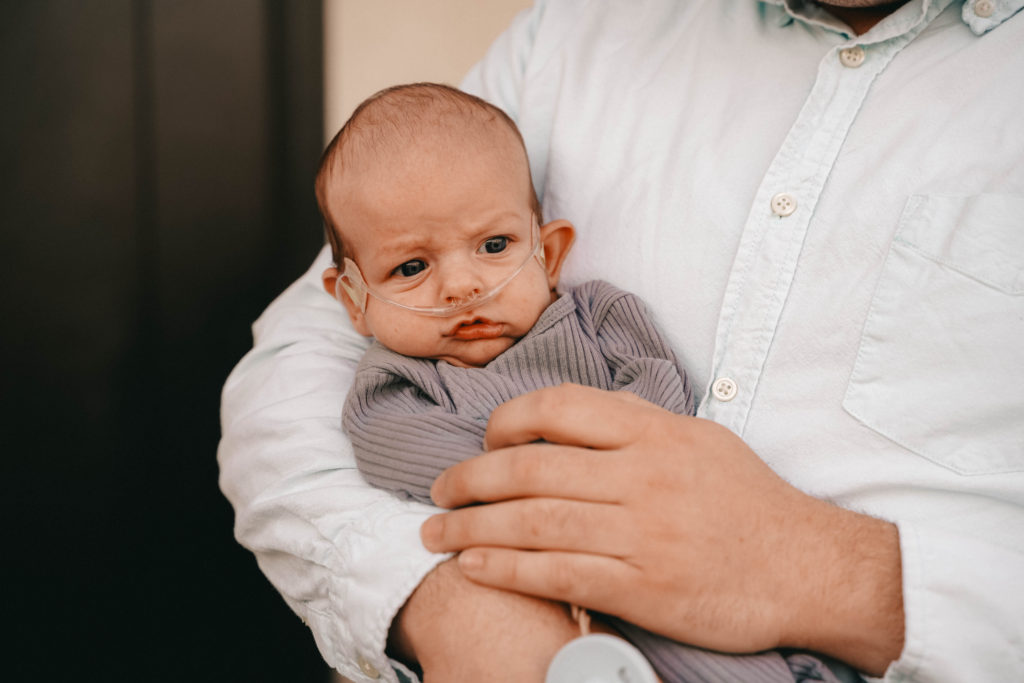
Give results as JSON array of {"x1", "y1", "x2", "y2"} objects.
[{"x1": 449, "y1": 317, "x2": 503, "y2": 340}]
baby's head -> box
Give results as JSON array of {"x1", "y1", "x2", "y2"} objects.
[{"x1": 317, "y1": 83, "x2": 575, "y2": 368}]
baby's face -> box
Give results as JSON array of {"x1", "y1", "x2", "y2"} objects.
[{"x1": 325, "y1": 132, "x2": 568, "y2": 368}]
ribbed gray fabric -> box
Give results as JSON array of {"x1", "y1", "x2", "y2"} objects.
[
  {"x1": 344, "y1": 280, "x2": 693, "y2": 503},
  {"x1": 342, "y1": 279, "x2": 854, "y2": 683},
  {"x1": 615, "y1": 621, "x2": 857, "y2": 683}
]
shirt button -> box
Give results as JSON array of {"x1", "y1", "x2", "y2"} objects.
[
  {"x1": 839, "y1": 46, "x2": 865, "y2": 68},
  {"x1": 770, "y1": 192, "x2": 797, "y2": 217},
  {"x1": 974, "y1": 0, "x2": 994, "y2": 17},
  {"x1": 712, "y1": 377, "x2": 738, "y2": 402},
  {"x1": 356, "y1": 654, "x2": 380, "y2": 679}
]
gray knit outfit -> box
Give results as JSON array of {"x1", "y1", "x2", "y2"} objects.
[
  {"x1": 343, "y1": 279, "x2": 853, "y2": 683},
  {"x1": 345, "y1": 280, "x2": 693, "y2": 502}
]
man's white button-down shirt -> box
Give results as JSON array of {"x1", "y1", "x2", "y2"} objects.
[{"x1": 218, "y1": 1, "x2": 1024, "y2": 681}]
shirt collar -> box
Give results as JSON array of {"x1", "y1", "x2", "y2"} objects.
[{"x1": 760, "y1": 0, "x2": 1023, "y2": 36}]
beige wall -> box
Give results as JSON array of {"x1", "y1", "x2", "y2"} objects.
[{"x1": 323, "y1": 0, "x2": 533, "y2": 141}]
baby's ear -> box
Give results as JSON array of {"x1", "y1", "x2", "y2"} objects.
[
  {"x1": 322, "y1": 266, "x2": 372, "y2": 336},
  {"x1": 538, "y1": 219, "x2": 576, "y2": 288}
]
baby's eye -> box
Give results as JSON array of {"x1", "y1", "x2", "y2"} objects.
[
  {"x1": 480, "y1": 236, "x2": 509, "y2": 254},
  {"x1": 394, "y1": 260, "x2": 427, "y2": 277}
]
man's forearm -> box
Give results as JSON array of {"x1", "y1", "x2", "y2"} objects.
[
  {"x1": 784, "y1": 501, "x2": 904, "y2": 676},
  {"x1": 389, "y1": 558, "x2": 584, "y2": 682}
]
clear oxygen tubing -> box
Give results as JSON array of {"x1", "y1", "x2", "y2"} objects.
[{"x1": 335, "y1": 215, "x2": 544, "y2": 318}]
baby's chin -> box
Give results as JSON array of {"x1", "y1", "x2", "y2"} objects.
[{"x1": 433, "y1": 337, "x2": 517, "y2": 368}]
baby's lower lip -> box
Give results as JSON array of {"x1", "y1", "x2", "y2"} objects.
[{"x1": 451, "y1": 322, "x2": 503, "y2": 340}]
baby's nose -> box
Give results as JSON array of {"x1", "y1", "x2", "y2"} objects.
[{"x1": 440, "y1": 266, "x2": 484, "y2": 304}]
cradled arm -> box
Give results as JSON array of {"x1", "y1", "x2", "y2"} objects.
[
  {"x1": 218, "y1": 253, "x2": 599, "y2": 682},
  {"x1": 218, "y1": 247, "x2": 444, "y2": 683},
  {"x1": 220, "y1": 5, "x2": 582, "y2": 681}
]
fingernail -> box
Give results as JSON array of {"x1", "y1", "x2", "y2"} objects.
[
  {"x1": 458, "y1": 550, "x2": 483, "y2": 573},
  {"x1": 421, "y1": 515, "x2": 441, "y2": 548}
]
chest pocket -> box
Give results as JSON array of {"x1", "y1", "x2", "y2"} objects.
[{"x1": 843, "y1": 194, "x2": 1024, "y2": 475}]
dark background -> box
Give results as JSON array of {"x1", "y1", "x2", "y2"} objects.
[{"x1": 2, "y1": 1, "x2": 331, "y2": 680}]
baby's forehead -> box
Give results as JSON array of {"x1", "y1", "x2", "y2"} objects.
[
  {"x1": 323, "y1": 89, "x2": 534, "y2": 245},
  {"x1": 333, "y1": 128, "x2": 529, "y2": 210},
  {"x1": 344, "y1": 107, "x2": 520, "y2": 167},
  {"x1": 329, "y1": 116, "x2": 529, "y2": 210}
]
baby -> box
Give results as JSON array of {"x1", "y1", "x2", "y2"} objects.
[
  {"x1": 315, "y1": 83, "x2": 844, "y2": 683},
  {"x1": 317, "y1": 82, "x2": 693, "y2": 504}
]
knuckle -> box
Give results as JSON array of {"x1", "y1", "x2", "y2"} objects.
[
  {"x1": 523, "y1": 499, "x2": 556, "y2": 543},
  {"x1": 524, "y1": 499, "x2": 584, "y2": 546}
]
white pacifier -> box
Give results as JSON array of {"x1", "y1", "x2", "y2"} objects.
[{"x1": 546, "y1": 634, "x2": 659, "y2": 683}]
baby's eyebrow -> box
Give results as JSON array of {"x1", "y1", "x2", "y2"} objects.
[
  {"x1": 366, "y1": 210, "x2": 532, "y2": 263},
  {"x1": 372, "y1": 233, "x2": 431, "y2": 261},
  {"x1": 466, "y1": 211, "x2": 532, "y2": 236}
]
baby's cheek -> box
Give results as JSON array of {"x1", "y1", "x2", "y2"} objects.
[{"x1": 371, "y1": 314, "x2": 438, "y2": 355}]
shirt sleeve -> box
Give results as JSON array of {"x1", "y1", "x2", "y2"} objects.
[
  {"x1": 345, "y1": 349, "x2": 488, "y2": 505},
  {"x1": 880, "y1": 520, "x2": 1024, "y2": 682},
  {"x1": 583, "y1": 281, "x2": 695, "y2": 416},
  {"x1": 217, "y1": 246, "x2": 446, "y2": 683}
]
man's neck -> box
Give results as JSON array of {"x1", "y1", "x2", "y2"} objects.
[{"x1": 818, "y1": 1, "x2": 911, "y2": 35}]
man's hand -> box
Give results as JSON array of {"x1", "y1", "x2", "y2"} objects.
[
  {"x1": 388, "y1": 558, "x2": 584, "y2": 682},
  {"x1": 421, "y1": 384, "x2": 904, "y2": 676}
]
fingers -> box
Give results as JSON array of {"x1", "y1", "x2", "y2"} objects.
[
  {"x1": 455, "y1": 547, "x2": 640, "y2": 616},
  {"x1": 431, "y1": 385, "x2": 667, "y2": 508},
  {"x1": 483, "y1": 384, "x2": 655, "y2": 452},
  {"x1": 431, "y1": 384, "x2": 657, "y2": 508},
  {"x1": 431, "y1": 442, "x2": 626, "y2": 508},
  {"x1": 422, "y1": 496, "x2": 633, "y2": 557}
]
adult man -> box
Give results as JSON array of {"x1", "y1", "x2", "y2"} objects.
[{"x1": 218, "y1": 1, "x2": 1024, "y2": 680}]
